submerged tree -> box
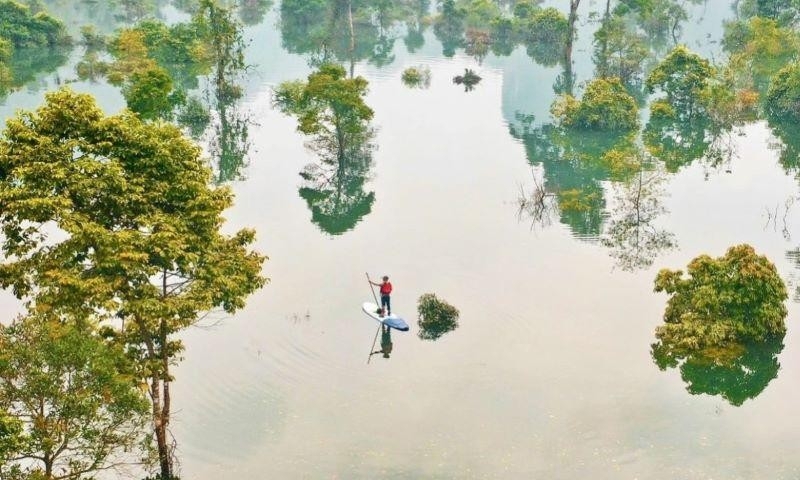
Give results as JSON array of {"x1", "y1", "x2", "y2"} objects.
[
  {"x1": 723, "y1": 16, "x2": 799, "y2": 93},
  {"x1": 552, "y1": 76, "x2": 640, "y2": 132},
  {"x1": 653, "y1": 244, "x2": 788, "y2": 357},
  {"x1": 646, "y1": 45, "x2": 715, "y2": 122},
  {"x1": 417, "y1": 293, "x2": 460, "y2": 341},
  {"x1": 651, "y1": 245, "x2": 788, "y2": 405},
  {"x1": 0, "y1": 89, "x2": 267, "y2": 480},
  {"x1": 593, "y1": 13, "x2": 649, "y2": 90}
]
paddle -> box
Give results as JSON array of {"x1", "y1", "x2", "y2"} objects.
[
  {"x1": 366, "y1": 272, "x2": 382, "y2": 364},
  {"x1": 365, "y1": 272, "x2": 381, "y2": 311}
]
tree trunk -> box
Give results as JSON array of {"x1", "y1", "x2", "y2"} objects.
[
  {"x1": 597, "y1": 0, "x2": 611, "y2": 77},
  {"x1": 562, "y1": 0, "x2": 581, "y2": 95},
  {"x1": 348, "y1": 0, "x2": 355, "y2": 78}
]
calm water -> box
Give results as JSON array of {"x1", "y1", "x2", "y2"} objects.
[{"x1": 2, "y1": 2, "x2": 800, "y2": 479}]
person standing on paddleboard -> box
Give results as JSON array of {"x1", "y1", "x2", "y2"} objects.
[{"x1": 370, "y1": 275, "x2": 393, "y2": 316}]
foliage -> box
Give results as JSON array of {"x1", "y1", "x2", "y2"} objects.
[
  {"x1": 0, "y1": 88, "x2": 267, "y2": 480},
  {"x1": 653, "y1": 244, "x2": 788, "y2": 358},
  {"x1": 765, "y1": 61, "x2": 800, "y2": 124},
  {"x1": 593, "y1": 14, "x2": 649, "y2": 88},
  {"x1": 401, "y1": 65, "x2": 431, "y2": 88},
  {"x1": 723, "y1": 17, "x2": 799, "y2": 92},
  {"x1": 517, "y1": 7, "x2": 569, "y2": 67},
  {"x1": 0, "y1": 0, "x2": 70, "y2": 49},
  {"x1": 276, "y1": 63, "x2": 376, "y2": 235},
  {"x1": 459, "y1": 0, "x2": 501, "y2": 29},
  {"x1": 79, "y1": 25, "x2": 106, "y2": 50},
  {"x1": 0, "y1": 317, "x2": 149, "y2": 479},
  {"x1": 275, "y1": 63, "x2": 374, "y2": 159},
  {"x1": 553, "y1": 77, "x2": 639, "y2": 132},
  {"x1": 417, "y1": 293, "x2": 460, "y2": 341},
  {"x1": 122, "y1": 66, "x2": 179, "y2": 120},
  {"x1": 0, "y1": 37, "x2": 12, "y2": 60},
  {"x1": 646, "y1": 45, "x2": 715, "y2": 121}
]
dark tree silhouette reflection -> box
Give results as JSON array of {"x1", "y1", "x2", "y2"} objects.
[
  {"x1": 652, "y1": 336, "x2": 785, "y2": 406},
  {"x1": 297, "y1": 136, "x2": 376, "y2": 235}
]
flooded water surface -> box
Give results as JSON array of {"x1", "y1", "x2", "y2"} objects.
[{"x1": 2, "y1": 1, "x2": 800, "y2": 479}]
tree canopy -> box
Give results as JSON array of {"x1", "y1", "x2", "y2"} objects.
[
  {"x1": 0, "y1": 316, "x2": 148, "y2": 480},
  {"x1": 0, "y1": 88, "x2": 267, "y2": 480},
  {"x1": 653, "y1": 244, "x2": 788, "y2": 357}
]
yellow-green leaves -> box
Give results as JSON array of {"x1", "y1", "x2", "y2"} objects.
[
  {"x1": 0, "y1": 87, "x2": 266, "y2": 480},
  {"x1": 0, "y1": 316, "x2": 148, "y2": 478},
  {"x1": 653, "y1": 244, "x2": 788, "y2": 356},
  {"x1": 553, "y1": 77, "x2": 640, "y2": 132}
]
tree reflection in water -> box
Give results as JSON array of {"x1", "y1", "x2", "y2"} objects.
[
  {"x1": 1, "y1": 46, "x2": 70, "y2": 101},
  {"x1": 652, "y1": 335, "x2": 785, "y2": 406},
  {"x1": 602, "y1": 167, "x2": 677, "y2": 271},
  {"x1": 297, "y1": 135, "x2": 376, "y2": 235}
]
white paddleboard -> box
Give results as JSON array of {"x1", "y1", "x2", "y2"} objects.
[{"x1": 362, "y1": 302, "x2": 409, "y2": 331}]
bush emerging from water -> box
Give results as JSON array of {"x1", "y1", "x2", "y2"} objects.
[
  {"x1": 417, "y1": 293, "x2": 460, "y2": 341},
  {"x1": 653, "y1": 244, "x2": 788, "y2": 359},
  {"x1": 552, "y1": 77, "x2": 639, "y2": 132},
  {"x1": 401, "y1": 66, "x2": 431, "y2": 88}
]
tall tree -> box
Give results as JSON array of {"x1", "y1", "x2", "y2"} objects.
[
  {"x1": 0, "y1": 89, "x2": 267, "y2": 480},
  {"x1": 276, "y1": 63, "x2": 376, "y2": 234}
]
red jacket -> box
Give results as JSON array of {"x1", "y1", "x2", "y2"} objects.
[{"x1": 380, "y1": 282, "x2": 392, "y2": 295}]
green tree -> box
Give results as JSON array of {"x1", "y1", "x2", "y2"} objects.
[
  {"x1": 122, "y1": 66, "x2": 179, "y2": 121},
  {"x1": 646, "y1": 45, "x2": 715, "y2": 121},
  {"x1": 653, "y1": 244, "x2": 788, "y2": 358},
  {"x1": 0, "y1": 317, "x2": 148, "y2": 480},
  {"x1": 0, "y1": 89, "x2": 267, "y2": 480},
  {"x1": 593, "y1": 14, "x2": 649, "y2": 89},
  {"x1": 765, "y1": 61, "x2": 800, "y2": 124},
  {"x1": 552, "y1": 76, "x2": 640, "y2": 132},
  {"x1": 723, "y1": 17, "x2": 799, "y2": 92},
  {"x1": 0, "y1": 411, "x2": 23, "y2": 473},
  {"x1": 275, "y1": 63, "x2": 374, "y2": 163},
  {"x1": 0, "y1": 1, "x2": 70, "y2": 49},
  {"x1": 517, "y1": 7, "x2": 569, "y2": 67}
]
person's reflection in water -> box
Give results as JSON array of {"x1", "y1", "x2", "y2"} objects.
[{"x1": 371, "y1": 325, "x2": 393, "y2": 359}]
